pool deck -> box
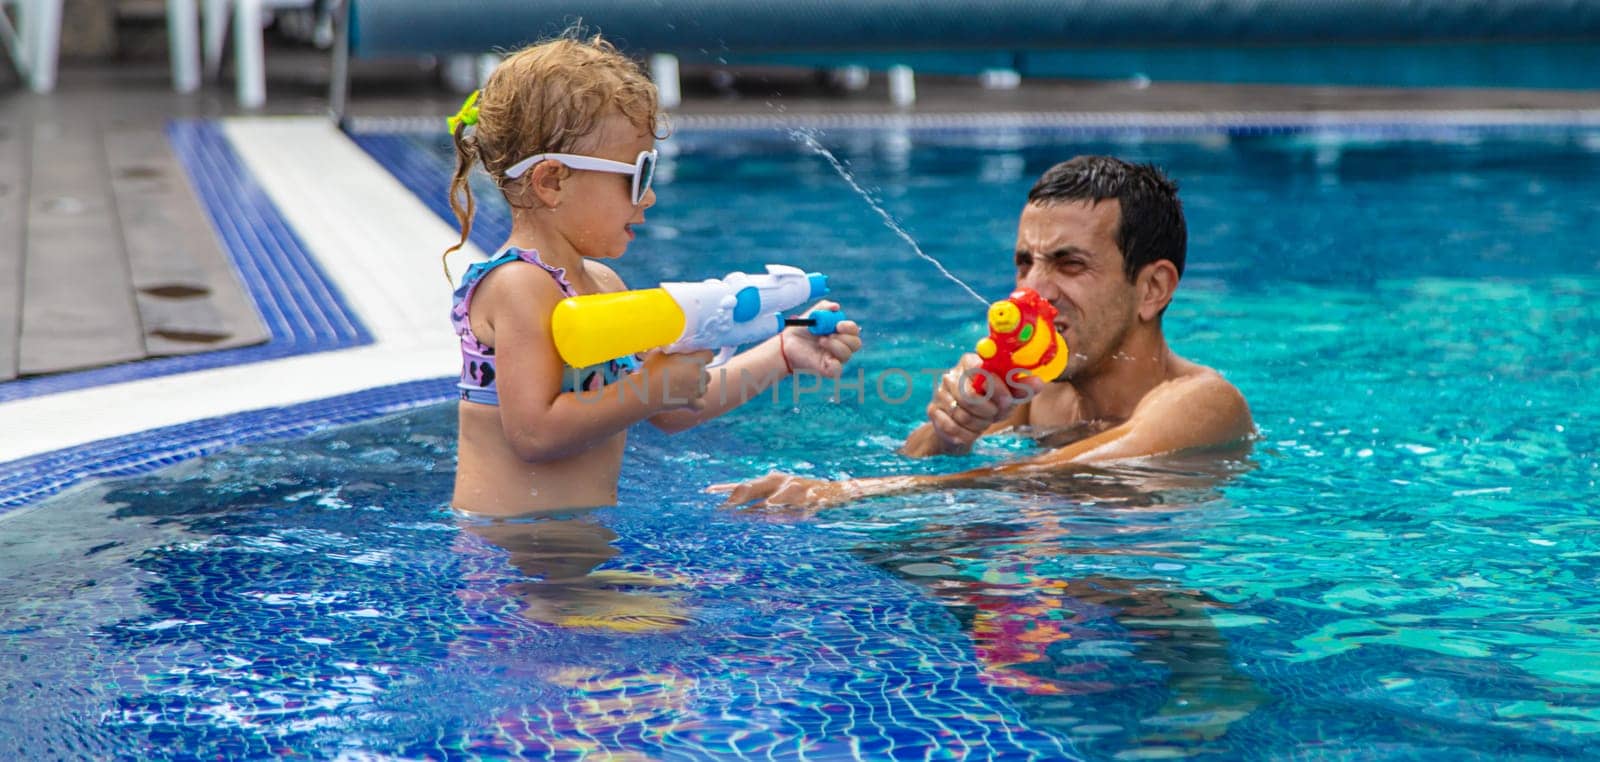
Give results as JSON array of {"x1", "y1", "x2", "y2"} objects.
[{"x1": 3, "y1": 41, "x2": 1600, "y2": 509}]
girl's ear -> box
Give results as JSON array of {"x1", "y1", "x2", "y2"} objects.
[
  {"x1": 1136, "y1": 260, "x2": 1179, "y2": 322},
  {"x1": 524, "y1": 161, "x2": 569, "y2": 209}
]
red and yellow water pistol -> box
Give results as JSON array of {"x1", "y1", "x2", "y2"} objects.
[{"x1": 972, "y1": 288, "x2": 1069, "y2": 395}]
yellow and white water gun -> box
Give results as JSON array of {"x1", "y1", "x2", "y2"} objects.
[{"x1": 550, "y1": 264, "x2": 845, "y2": 368}]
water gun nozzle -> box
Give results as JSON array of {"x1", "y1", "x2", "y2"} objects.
[{"x1": 807, "y1": 273, "x2": 829, "y2": 300}]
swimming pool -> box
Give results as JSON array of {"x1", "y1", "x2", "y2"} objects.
[{"x1": 3, "y1": 119, "x2": 1598, "y2": 759}]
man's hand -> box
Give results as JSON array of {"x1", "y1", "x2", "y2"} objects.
[
  {"x1": 707, "y1": 472, "x2": 855, "y2": 511},
  {"x1": 922, "y1": 353, "x2": 1042, "y2": 453}
]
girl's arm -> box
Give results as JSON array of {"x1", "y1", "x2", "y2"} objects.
[
  {"x1": 480, "y1": 264, "x2": 701, "y2": 461},
  {"x1": 575, "y1": 264, "x2": 861, "y2": 435},
  {"x1": 649, "y1": 301, "x2": 862, "y2": 433},
  {"x1": 647, "y1": 335, "x2": 787, "y2": 433}
]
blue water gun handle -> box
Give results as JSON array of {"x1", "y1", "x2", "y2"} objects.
[{"x1": 782, "y1": 308, "x2": 847, "y2": 336}]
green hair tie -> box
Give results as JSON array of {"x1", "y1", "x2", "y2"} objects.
[{"x1": 447, "y1": 90, "x2": 481, "y2": 135}]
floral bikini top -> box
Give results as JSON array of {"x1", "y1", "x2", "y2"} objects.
[{"x1": 451, "y1": 248, "x2": 639, "y2": 405}]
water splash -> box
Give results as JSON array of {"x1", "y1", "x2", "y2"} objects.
[{"x1": 793, "y1": 130, "x2": 988, "y2": 305}]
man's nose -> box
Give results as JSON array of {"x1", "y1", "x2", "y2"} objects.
[{"x1": 1017, "y1": 269, "x2": 1058, "y2": 300}]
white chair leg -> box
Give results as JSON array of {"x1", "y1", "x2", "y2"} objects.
[
  {"x1": 440, "y1": 54, "x2": 477, "y2": 93},
  {"x1": 203, "y1": 0, "x2": 228, "y2": 78},
  {"x1": 475, "y1": 52, "x2": 498, "y2": 87},
  {"x1": 24, "y1": 0, "x2": 62, "y2": 93},
  {"x1": 831, "y1": 65, "x2": 870, "y2": 91},
  {"x1": 235, "y1": 0, "x2": 264, "y2": 108},
  {"x1": 13, "y1": 1, "x2": 36, "y2": 84},
  {"x1": 167, "y1": 0, "x2": 200, "y2": 93},
  {"x1": 327, "y1": 0, "x2": 350, "y2": 122},
  {"x1": 311, "y1": 3, "x2": 332, "y2": 47},
  {"x1": 650, "y1": 53, "x2": 680, "y2": 109},
  {"x1": 979, "y1": 68, "x2": 1021, "y2": 90},
  {"x1": 888, "y1": 64, "x2": 915, "y2": 108}
]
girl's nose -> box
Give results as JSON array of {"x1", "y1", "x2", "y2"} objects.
[{"x1": 639, "y1": 186, "x2": 656, "y2": 210}]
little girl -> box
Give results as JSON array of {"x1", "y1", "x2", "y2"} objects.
[{"x1": 444, "y1": 34, "x2": 860, "y2": 516}]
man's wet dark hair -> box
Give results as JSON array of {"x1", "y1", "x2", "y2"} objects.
[{"x1": 1027, "y1": 156, "x2": 1186, "y2": 281}]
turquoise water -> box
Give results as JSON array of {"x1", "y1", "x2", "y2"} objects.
[{"x1": 2, "y1": 125, "x2": 1599, "y2": 759}]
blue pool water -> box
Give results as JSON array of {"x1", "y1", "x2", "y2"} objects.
[{"x1": 3, "y1": 123, "x2": 1599, "y2": 760}]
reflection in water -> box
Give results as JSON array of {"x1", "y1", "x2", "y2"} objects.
[
  {"x1": 846, "y1": 456, "x2": 1271, "y2": 757},
  {"x1": 460, "y1": 515, "x2": 694, "y2": 634}
]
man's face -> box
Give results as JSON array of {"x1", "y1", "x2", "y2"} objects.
[{"x1": 1013, "y1": 199, "x2": 1138, "y2": 380}]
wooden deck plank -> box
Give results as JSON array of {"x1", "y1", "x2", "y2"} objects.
[
  {"x1": 0, "y1": 119, "x2": 24, "y2": 382},
  {"x1": 104, "y1": 128, "x2": 270, "y2": 357},
  {"x1": 17, "y1": 114, "x2": 146, "y2": 375}
]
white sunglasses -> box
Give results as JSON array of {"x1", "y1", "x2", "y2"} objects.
[{"x1": 503, "y1": 149, "x2": 658, "y2": 206}]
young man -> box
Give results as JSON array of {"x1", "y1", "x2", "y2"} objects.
[{"x1": 714, "y1": 156, "x2": 1254, "y2": 509}]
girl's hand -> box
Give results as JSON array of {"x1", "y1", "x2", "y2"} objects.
[
  {"x1": 780, "y1": 301, "x2": 862, "y2": 378},
  {"x1": 640, "y1": 349, "x2": 713, "y2": 412}
]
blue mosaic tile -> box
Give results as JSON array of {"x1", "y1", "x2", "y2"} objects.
[
  {"x1": 0, "y1": 378, "x2": 456, "y2": 514},
  {"x1": 22, "y1": 411, "x2": 1080, "y2": 759}
]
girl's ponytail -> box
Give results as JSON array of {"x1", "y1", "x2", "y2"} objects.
[{"x1": 443, "y1": 91, "x2": 482, "y2": 284}]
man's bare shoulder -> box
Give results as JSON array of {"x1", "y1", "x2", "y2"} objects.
[
  {"x1": 1024, "y1": 366, "x2": 1252, "y2": 466},
  {"x1": 1139, "y1": 367, "x2": 1254, "y2": 443}
]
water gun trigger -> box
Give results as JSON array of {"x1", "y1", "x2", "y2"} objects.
[{"x1": 783, "y1": 308, "x2": 847, "y2": 336}]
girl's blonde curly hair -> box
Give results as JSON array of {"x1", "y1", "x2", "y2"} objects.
[{"x1": 443, "y1": 31, "x2": 666, "y2": 282}]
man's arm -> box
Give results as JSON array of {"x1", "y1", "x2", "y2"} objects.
[
  {"x1": 713, "y1": 373, "x2": 1253, "y2": 508},
  {"x1": 1018, "y1": 372, "x2": 1253, "y2": 468}
]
